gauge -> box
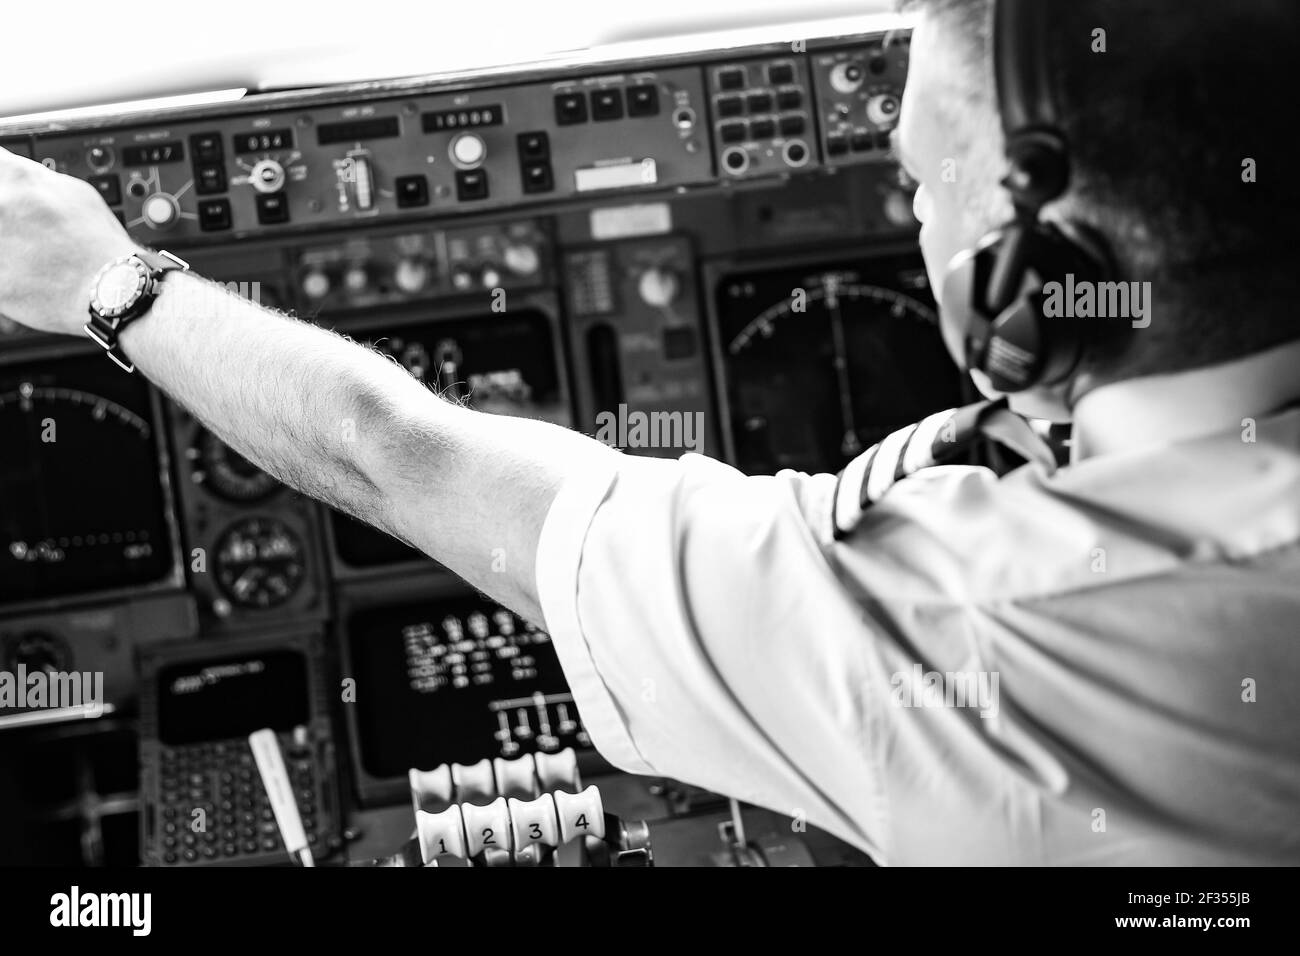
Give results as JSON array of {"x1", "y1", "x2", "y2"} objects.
[
  {"x1": 214, "y1": 517, "x2": 305, "y2": 609},
  {"x1": 189, "y1": 429, "x2": 280, "y2": 503},
  {"x1": 719, "y1": 258, "x2": 965, "y2": 475},
  {"x1": 0, "y1": 360, "x2": 173, "y2": 605}
]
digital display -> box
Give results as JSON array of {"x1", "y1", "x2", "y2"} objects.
[
  {"x1": 122, "y1": 141, "x2": 184, "y2": 166},
  {"x1": 233, "y1": 128, "x2": 294, "y2": 154},
  {"x1": 347, "y1": 597, "x2": 585, "y2": 777},
  {"x1": 317, "y1": 117, "x2": 401, "y2": 145},
  {"x1": 0, "y1": 354, "x2": 175, "y2": 605},
  {"x1": 718, "y1": 253, "x2": 965, "y2": 475},
  {"x1": 330, "y1": 309, "x2": 570, "y2": 568},
  {"x1": 157, "y1": 649, "x2": 310, "y2": 746},
  {"x1": 421, "y1": 105, "x2": 504, "y2": 132}
]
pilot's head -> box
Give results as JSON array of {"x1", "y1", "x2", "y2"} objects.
[{"x1": 896, "y1": 0, "x2": 1297, "y2": 420}]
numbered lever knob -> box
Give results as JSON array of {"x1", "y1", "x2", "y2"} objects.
[{"x1": 416, "y1": 805, "x2": 468, "y2": 862}]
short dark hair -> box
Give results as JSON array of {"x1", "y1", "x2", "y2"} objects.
[{"x1": 903, "y1": 0, "x2": 1300, "y2": 381}]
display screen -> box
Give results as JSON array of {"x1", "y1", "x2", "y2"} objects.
[
  {"x1": 0, "y1": 354, "x2": 175, "y2": 605},
  {"x1": 317, "y1": 117, "x2": 401, "y2": 145},
  {"x1": 122, "y1": 141, "x2": 184, "y2": 166},
  {"x1": 717, "y1": 253, "x2": 966, "y2": 475},
  {"x1": 347, "y1": 597, "x2": 586, "y2": 778},
  {"x1": 330, "y1": 309, "x2": 570, "y2": 568},
  {"x1": 156, "y1": 649, "x2": 310, "y2": 746},
  {"x1": 233, "y1": 128, "x2": 294, "y2": 154},
  {"x1": 421, "y1": 105, "x2": 505, "y2": 132}
]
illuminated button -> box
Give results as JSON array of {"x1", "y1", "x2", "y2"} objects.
[
  {"x1": 637, "y1": 267, "x2": 679, "y2": 307},
  {"x1": 535, "y1": 748, "x2": 580, "y2": 793},
  {"x1": 493, "y1": 753, "x2": 539, "y2": 799},
  {"x1": 462, "y1": 797, "x2": 511, "y2": 856},
  {"x1": 416, "y1": 805, "x2": 467, "y2": 862},
  {"x1": 750, "y1": 118, "x2": 776, "y2": 140},
  {"x1": 554, "y1": 785, "x2": 606, "y2": 843},
  {"x1": 449, "y1": 133, "x2": 486, "y2": 169},
  {"x1": 521, "y1": 161, "x2": 553, "y2": 194},
  {"x1": 776, "y1": 88, "x2": 803, "y2": 110},
  {"x1": 516, "y1": 131, "x2": 549, "y2": 159},
  {"x1": 719, "y1": 121, "x2": 748, "y2": 144},
  {"x1": 190, "y1": 132, "x2": 223, "y2": 163},
  {"x1": 779, "y1": 114, "x2": 806, "y2": 137},
  {"x1": 508, "y1": 793, "x2": 560, "y2": 849},
  {"x1": 142, "y1": 192, "x2": 179, "y2": 230},
  {"x1": 480, "y1": 266, "x2": 501, "y2": 289},
  {"x1": 746, "y1": 91, "x2": 773, "y2": 113},
  {"x1": 451, "y1": 758, "x2": 496, "y2": 803}
]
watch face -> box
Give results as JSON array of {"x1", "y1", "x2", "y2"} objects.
[{"x1": 91, "y1": 258, "x2": 148, "y2": 319}]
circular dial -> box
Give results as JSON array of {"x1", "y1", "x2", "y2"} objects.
[
  {"x1": 91, "y1": 259, "x2": 147, "y2": 318},
  {"x1": 724, "y1": 271, "x2": 963, "y2": 474},
  {"x1": 190, "y1": 429, "x2": 280, "y2": 502},
  {"x1": 214, "y1": 517, "x2": 305, "y2": 609}
]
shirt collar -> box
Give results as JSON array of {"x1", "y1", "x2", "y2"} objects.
[{"x1": 1071, "y1": 338, "x2": 1300, "y2": 462}]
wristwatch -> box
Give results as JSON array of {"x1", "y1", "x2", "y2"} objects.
[{"x1": 84, "y1": 248, "x2": 189, "y2": 372}]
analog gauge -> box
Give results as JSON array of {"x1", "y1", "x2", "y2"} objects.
[
  {"x1": 190, "y1": 429, "x2": 280, "y2": 503},
  {"x1": 214, "y1": 517, "x2": 305, "y2": 609},
  {"x1": 719, "y1": 260, "x2": 965, "y2": 475}
]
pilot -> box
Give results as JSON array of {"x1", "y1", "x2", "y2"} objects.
[{"x1": 0, "y1": 0, "x2": 1296, "y2": 865}]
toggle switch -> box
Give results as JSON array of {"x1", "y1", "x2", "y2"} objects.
[
  {"x1": 451, "y1": 758, "x2": 496, "y2": 803},
  {"x1": 462, "y1": 797, "x2": 511, "y2": 856},
  {"x1": 416, "y1": 805, "x2": 468, "y2": 862},
  {"x1": 493, "y1": 753, "x2": 539, "y2": 800},
  {"x1": 507, "y1": 793, "x2": 560, "y2": 850},
  {"x1": 535, "y1": 748, "x2": 581, "y2": 793},
  {"x1": 409, "y1": 764, "x2": 455, "y2": 812},
  {"x1": 554, "y1": 785, "x2": 606, "y2": 843}
]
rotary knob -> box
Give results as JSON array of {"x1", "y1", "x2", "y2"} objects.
[
  {"x1": 830, "y1": 61, "x2": 866, "y2": 94},
  {"x1": 343, "y1": 265, "x2": 370, "y2": 294},
  {"x1": 866, "y1": 92, "x2": 901, "y2": 127},
  {"x1": 301, "y1": 269, "x2": 331, "y2": 300},
  {"x1": 637, "y1": 267, "x2": 680, "y2": 307},
  {"x1": 449, "y1": 133, "x2": 486, "y2": 169},
  {"x1": 141, "y1": 192, "x2": 180, "y2": 230},
  {"x1": 502, "y1": 243, "x2": 540, "y2": 276},
  {"x1": 249, "y1": 158, "x2": 287, "y2": 194},
  {"x1": 393, "y1": 257, "x2": 430, "y2": 294}
]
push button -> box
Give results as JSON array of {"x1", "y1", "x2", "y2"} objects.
[
  {"x1": 195, "y1": 164, "x2": 226, "y2": 195},
  {"x1": 719, "y1": 121, "x2": 748, "y2": 143},
  {"x1": 198, "y1": 198, "x2": 232, "y2": 231},
  {"x1": 554, "y1": 92, "x2": 588, "y2": 125},
  {"x1": 395, "y1": 174, "x2": 429, "y2": 208},
  {"x1": 717, "y1": 67, "x2": 746, "y2": 90},
  {"x1": 715, "y1": 95, "x2": 744, "y2": 118},
  {"x1": 521, "y1": 161, "x2": 553, "y2": 194},
  {"x1": 746, "y1": 92, "x2": 773, "y2": 113},
  {"x1": 776, "y1": 88, "x2": 803, "y2": 110},
  {"x1": 517, "y1": 131, "x2": 549, "y2": 159},
  {"x1": 190, "y1": 132, "x2": 223, "y2": 163},
  {"x1": 88, "y1": 174, "x2": 121, "y2": 206},
  {"x1": 750, "y1": 118, "x2": 776, "y2": 139},
  {"x1": 255, "y1": 192, "x2": 289, "y2": 224},
  {"x1": 455, "y1": 169, "x2": 489, "y2": 202},
  {"x1": 767, "y1": 62, "x2": 796, "y2": 84},
  {"x1": 778, "y1": 114, "x2": 806, "y2": 137},
  {"x1": 591, "y1": 88, "x2": 624, "y2": 121},
  {"x1": 626, "y1": 84, "x2": 659, "y2": 117}
]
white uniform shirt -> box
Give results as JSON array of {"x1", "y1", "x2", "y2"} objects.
[{"x1": 535, "y1": 342, "x2": 1300, "y2": 865}]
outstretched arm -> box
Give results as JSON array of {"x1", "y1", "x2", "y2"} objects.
[{"x1": 0, "y1": 147, "x2": 618, "y2": 624}]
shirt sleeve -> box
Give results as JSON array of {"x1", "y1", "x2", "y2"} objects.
[{"x1": 534, "y1": 451, "x2": 893, "y2": 856}]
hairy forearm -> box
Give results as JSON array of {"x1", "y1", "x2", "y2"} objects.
[{"x1": 120, "y1": 270, "x2": 616, "y2": 622}]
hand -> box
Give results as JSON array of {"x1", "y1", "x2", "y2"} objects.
[{"x1": 0, "y1": 146, "x2": 142, "y2": 336}]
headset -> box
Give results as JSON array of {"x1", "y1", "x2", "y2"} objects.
[{"x1": 940, "y1": 0, "x2": 1116, "y2": 393}]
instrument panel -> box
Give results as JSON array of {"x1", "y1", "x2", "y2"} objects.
[{"x1": 0, "y1": 17, "x2": 942, "y2": 867}]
